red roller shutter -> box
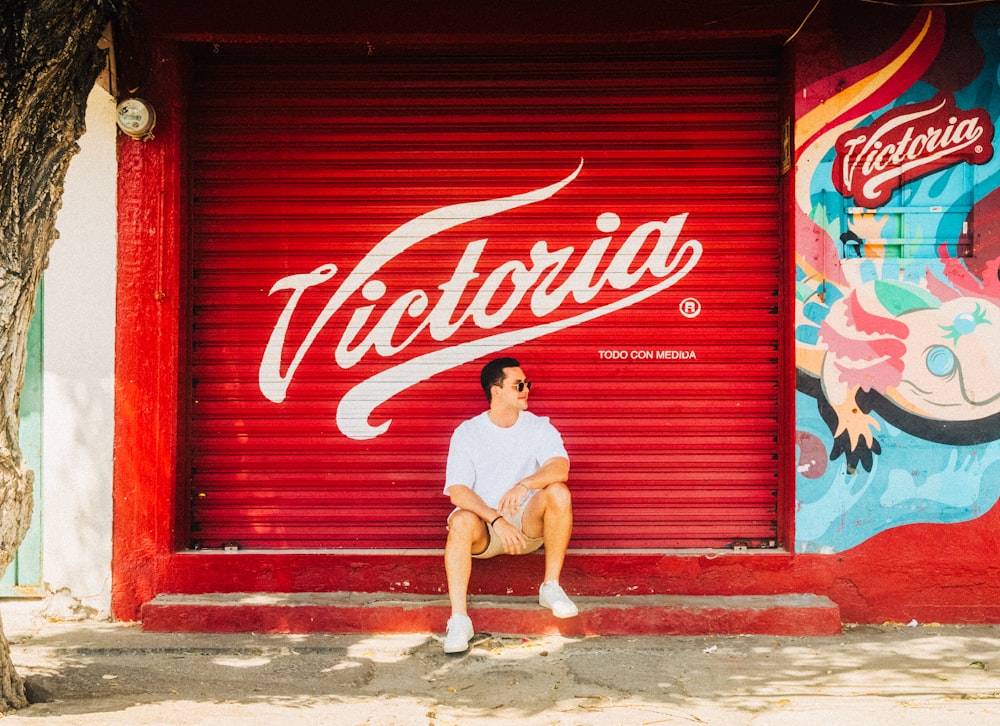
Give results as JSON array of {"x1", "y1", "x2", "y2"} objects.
[{"x1": 187, "y1": 47, "x2": 782, "y2": 550}]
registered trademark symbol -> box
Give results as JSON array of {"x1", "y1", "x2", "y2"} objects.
[{"x1": 679, "y1": 297, "x2": 702, "y2": 318}]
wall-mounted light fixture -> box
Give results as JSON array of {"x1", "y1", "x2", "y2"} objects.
[{"x1": 115, "y1": 98, "x2": 156, "y2": 140}]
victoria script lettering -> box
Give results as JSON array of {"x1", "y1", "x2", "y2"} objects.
[
  {"x1": 259, "y1": 160, "x2": 703, "y2": 440},
  {"x1": 833, "y1": 95, "x2": 995, "y2": 208}
]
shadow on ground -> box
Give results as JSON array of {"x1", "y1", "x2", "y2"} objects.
[{"x1": 4, "y1": 622, "x2": 1000, "y2": 724}]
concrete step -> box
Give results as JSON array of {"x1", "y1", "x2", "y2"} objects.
[{"x1": 141, "y1": 592, "x2": 842, "y2": 636}]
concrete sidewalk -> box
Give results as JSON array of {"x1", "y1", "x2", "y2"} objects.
[{"x1": 1, "y1": 610, "x2": 998, "y2": 725}]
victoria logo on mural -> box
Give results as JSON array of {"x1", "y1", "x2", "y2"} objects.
[
  {"x1": 832, "y1": 94, "x2": 995, "y2": 208},
  {"x1": 258, "y1": 160, "x2": 703, "y2": 440}
]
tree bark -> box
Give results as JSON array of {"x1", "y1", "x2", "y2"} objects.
[{"x1": 0, "y1": 0, "x2": 121, "y2": 711}]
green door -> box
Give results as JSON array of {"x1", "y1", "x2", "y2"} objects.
[{"x1": 0, "y1": 285, "x2": 43, "y2": 596}]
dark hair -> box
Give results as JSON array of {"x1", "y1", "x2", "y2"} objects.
[{"x1": 480, "y1": 357, "x2": 520, "y2": 403}]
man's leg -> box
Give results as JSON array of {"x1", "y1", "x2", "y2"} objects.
[
  {"x1": 521, "y1": 483, "x2": 573, "y2": 583},
  {"x1": 521, "y1": 484, "x2": 577, "y2": 617},
  {"x1": 442, "y1": 510, "x2": 489, "y2": 652},
  {"x1": 444, "y1": 510, "x2": 489, "y2": 616}
]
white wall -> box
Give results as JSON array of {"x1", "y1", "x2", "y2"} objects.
[{"x1": 39, "y1": 85, "x2": 118, "y2": 618}]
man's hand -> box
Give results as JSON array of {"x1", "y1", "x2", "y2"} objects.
[
  {"x1": 497, "y1": 482, "x2": 528, "y2": 517},
  {"x1": 491, "y1": 517, "x2": 529, "y2": 554}
]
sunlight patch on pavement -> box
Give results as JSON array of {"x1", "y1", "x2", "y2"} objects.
[
  {"x1": 347, "y1": 633, "x2": 432, "y2": 662},
  {"x1": 212, "y1": 655, "x2": 273, "y2": 668},
  {"x1": 322, "y1": 661, "x2": 364, "y2": 674}
]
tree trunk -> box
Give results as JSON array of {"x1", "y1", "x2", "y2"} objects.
[{"x1": 0, "y1": 0, "x2": 121, "y2": 711}]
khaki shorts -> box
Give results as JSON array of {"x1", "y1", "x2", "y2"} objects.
[{"x1": 450, "y1": 498, "x2": 545, "y2": 560}]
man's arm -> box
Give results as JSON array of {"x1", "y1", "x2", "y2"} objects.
[
  {"x1": 519, "y1": 456, "x2": 570, "y2": 491},
  {"x1": 496, "y1": 456, "x2": 569, "y2": 515},
  {"x1": 448, "y1": 484, "x2": 498, "y2": 523},
  {"x1": 448, "y1": 456, "x2": 569, "y2": 518},
  {"x1": 449, "y1": 483, "x2": 529, "y2": 553}
]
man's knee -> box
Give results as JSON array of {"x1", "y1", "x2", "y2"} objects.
[
  {"x1": 544, "y1": 482, "x2": 572, "y2": 512},
  {"x1": 447, "y1": 510, "x2": 486, "y2": 545}
]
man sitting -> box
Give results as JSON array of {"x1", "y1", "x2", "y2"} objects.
[{"x1": 441, "y1": 357, "x2": 578, "y2": 654}]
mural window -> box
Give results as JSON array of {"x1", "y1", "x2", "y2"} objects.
[{"x1": 829, "y1": 162, "x2": 974, "y2": 260}]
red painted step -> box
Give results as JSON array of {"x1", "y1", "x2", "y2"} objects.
[{"x1": 141, "y1": 592, "x2": 842, "y2": 636}]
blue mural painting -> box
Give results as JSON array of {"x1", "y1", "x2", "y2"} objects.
[{"x1": 794, "y1": 6, "x2": 1000, "y2": 552}]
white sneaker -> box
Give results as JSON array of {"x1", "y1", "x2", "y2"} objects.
[
  {"x1": 539, "y1": 581, "x2": 579, "y2": 618},
  {"x1": 443, "y1": 614, "x2": 474, "y2": 653}
]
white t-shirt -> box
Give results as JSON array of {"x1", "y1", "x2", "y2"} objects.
[{"x1": 444, "y1": 411, "x2": 569, "y2": 509}]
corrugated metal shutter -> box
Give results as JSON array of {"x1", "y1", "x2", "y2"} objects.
[{"x1": 187, "y1": 47, "x2": 782, "y2": 550}]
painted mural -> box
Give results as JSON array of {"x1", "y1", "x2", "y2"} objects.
[{"x1": 795, "y1": 6, "x2": 1000, "y2": 552}]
